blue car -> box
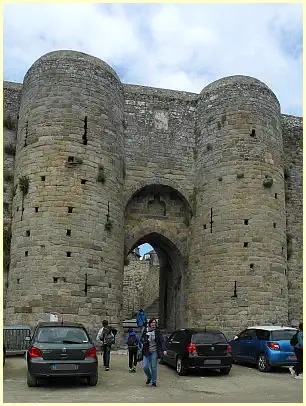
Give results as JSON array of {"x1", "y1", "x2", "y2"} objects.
[{"x1": 230, "y1": 326, "x2": 297, "y2": 372}]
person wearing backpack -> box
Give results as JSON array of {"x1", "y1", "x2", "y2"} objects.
[
  {"x1": 125, "y1": 328, "x2": 141, "y2": 373},
  {"x1": 96, "y1": 320, "x2": 117, "y2": 371},
  {"x1": 289, "y1": 323, "x2": 303, "y2": 379},
  {"x1": 136, "y1": 309, "x2": 147, "y2": 336}
]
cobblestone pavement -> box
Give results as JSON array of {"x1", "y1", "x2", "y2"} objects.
[{"x1": 3, "y1": 354, "x2": 303, "y2": 403}]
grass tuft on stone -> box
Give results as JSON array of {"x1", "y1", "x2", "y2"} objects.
[
  {"x1": 19, "y1": 175, "x2": 29, "y2": 195},
  {"x1": 3, "y1": 115, "x2": 16, "y2": 130},
  {"x1": 263, "y1": 175, "x2": 273, "y2": 188},
  {"x1": 4, "y1": 143, "x2": 16, "y2": 155},
  {"x1": 105, "y1": 218, "x2": 113, "y2": 231},
  {"x1": 97, "y1": 165, "x2": 106, "y2": 183}
]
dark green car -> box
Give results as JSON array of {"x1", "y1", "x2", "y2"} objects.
[{"x1": 26, "y1": 322, "x2": 98, "y2": 387}]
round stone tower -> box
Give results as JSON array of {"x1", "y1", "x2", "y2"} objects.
[
  {"x1": 5, "y1": 51, "x2": 125, "y2": 334},
  {"x1": 188, "y1": 76, "x2": 287, "y2": 335}
]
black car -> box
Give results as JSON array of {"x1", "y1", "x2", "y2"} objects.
[
  {"x1": 161, "y1": 328, "x2": 232, "y2": 375},
  {"x1": 26, "y1": 322, "x2": 98, "y2": 387}
]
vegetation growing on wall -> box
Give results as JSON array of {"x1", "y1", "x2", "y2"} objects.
[
  {"x1": 3, "y1": 115, "x2": 16, "y2": 130},
  {"x1": 4, "y1": 143, "x2": 16, "y2": 155},
  {"x1": 97, "y1": 165, "x2": 106, "y2": 183}
]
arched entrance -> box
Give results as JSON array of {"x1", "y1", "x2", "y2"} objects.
[{"x1": 124, "y1": 184, "x2": 192, "y2": 331}]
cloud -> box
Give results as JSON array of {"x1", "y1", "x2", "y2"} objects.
[{"x1": 4, "y1": 3, "x2": 302, "y2": 116}]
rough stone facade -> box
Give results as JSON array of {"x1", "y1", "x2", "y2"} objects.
[
  {"x1": 123, "y1": 253, "x2": 159, "y2": 320},
  {"x1": 3, "y1": 50, "x2": 302, "y2": 339}
]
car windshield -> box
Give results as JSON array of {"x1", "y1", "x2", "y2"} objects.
[
  {"x1": 36, "y1": 327, "x2": 89, "y2": 343},
  {"x1": 191, "y1": 332, "x2": 227, "y2": 344},
  {"x1": 270, "y1": 330, "x2": 297, "y2": 341}
]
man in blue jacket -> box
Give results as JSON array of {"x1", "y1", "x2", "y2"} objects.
[{"x1": 289, "y1": 322, "x2": 303, "y2": 379}]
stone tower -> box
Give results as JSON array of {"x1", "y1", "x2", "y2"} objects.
[
  {"x1": 187, "y1": 76, "x2": 287, "y2": 331},
  {"x1": 3, "y1": 50, "x2": 302, "y2": 338}
]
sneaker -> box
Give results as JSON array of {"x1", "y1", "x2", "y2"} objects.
[
  {"x1": 295, "y1": 375, "x2": 303, "y2": 380},
  {"x1": 152, "y1": 383, "x2": 157, "y2": 387},
  {"x1": 105, "y1": 367, "x2": 110, "y2": 371},
  {"x1": 132, "y1": 367, "x2": 136, "y2": 373},
  {"x1": 129, "y1": 368, "x2": 133, "y2": 373},
  {"x1": 146, "y1": 378, "x2": 151, "y2": 385},
  {"x1": 289, "y1": 367, "x2": 296, "y2": 377}
]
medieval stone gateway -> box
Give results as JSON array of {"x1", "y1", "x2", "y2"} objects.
[{"x1": 3, "y1": 50, "x2": 302, "y2": 341}]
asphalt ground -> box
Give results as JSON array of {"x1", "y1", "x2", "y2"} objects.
[{"x1": 3, "y1": 352, "x2": 303, "y2": 403}]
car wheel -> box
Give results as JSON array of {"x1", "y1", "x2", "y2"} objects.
[
  {"x1": 219, "y1": 367, "x2": 231, "y2": 375},
  {"x1": 88, "y1": 373, "x2": 98, "y2": 386},
  {"x1": 27, "y1": 370, "x2": 37, "y2": 387},
  {"x1": 257, "y1": 354, "x2": 271, "y2": 372},
  {"x1": 176, "y1": 356, "x2": 187, "y2": 376}
]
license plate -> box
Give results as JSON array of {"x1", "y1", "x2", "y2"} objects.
[
  {"x1": 288, "y1": 355, "x2": 297, "y2": 360},
  {"x1": 205, "y1": 359, "x2": 221, "y2": 364},
  {"x1": 51, "y1": 364, "x2": 78, "y2": 371}
]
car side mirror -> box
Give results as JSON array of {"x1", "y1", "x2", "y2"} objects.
[
  {"x1": 25, "y1": 336, "x2": 31, "y2": 341},
  {"x1": 234, "y1": 336, "x2": 239, "y2": 340}
]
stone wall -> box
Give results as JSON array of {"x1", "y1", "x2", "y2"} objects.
[
  {"x1": 122, "y1": 254, "x2": 159, "y2": 319},
  {"x1": 282, "y1": 115, "x2": 303, "y2": 324},
  {"x1": 3, "y1": 82, "x2": 22, "y2": 304}
]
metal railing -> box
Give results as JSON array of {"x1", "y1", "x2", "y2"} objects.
[{"x1": 3, "y1": 326, "x2": 32, "y2": 354}]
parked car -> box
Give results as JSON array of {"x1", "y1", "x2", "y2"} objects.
[
  {"x1": 25, "y1": 322, "x2": 98, "y2": 387},
  {"x1": 161, "y1": 328, "x2": 232, "y2": 376},
  {"x1": 229, "y1": 325, "x2": 298, "y2": 372}
]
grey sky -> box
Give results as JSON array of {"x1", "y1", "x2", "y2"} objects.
[{"x1": 4, "y1": 3, "x2": 302, "y2": 116}]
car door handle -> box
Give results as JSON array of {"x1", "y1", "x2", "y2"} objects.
[{"x1": 172, "y1": 341, "x2": 180, "y2": 344}]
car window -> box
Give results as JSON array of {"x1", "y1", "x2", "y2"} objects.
[
  {"x1": 256, "y1": 329, "x2": 270, "y2": 340},
  {"x1": 191, "y1": 332, "x2": 227, "y2": 344},
  {"x1": 238, "y1": 330, "x2": 250, "y2": 339},
  {"x1": 270, "y1": 330, "x2": 297, "y2": 341},
  {"x1": 247, "y1": 329, "x2": 257, "y2": 339},
  {"x1": 171, "y1": 332, "x2": 182, "y2": 342},
  {"x1": 36, "y1": 327, "x2": 89, "y2": 343}
]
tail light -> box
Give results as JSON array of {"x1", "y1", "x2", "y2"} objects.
[
  {"x1": 28, "y1": 347, "x2": 43, "y2": 358},
  {"x1": 267, "y1": 342, "x2": 280, "y2": 351},
  {"x1": 186, "y1": 343, "x2": 197, "y2": 354},
  {"x1": 85, "y1": 347, "x2": 97, "y2": 358},
  {"x1": 227, "y1": 344, "x2": 232, "y2": 353}
]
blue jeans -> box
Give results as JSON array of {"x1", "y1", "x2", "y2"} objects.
[
  {"x1": 102, "y1": 344, "x2": 111, "y2": 367},
  {"x1": 143, "y1": 351, "x2": 158, "y2": 384}
]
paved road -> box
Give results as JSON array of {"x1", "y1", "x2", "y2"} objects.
[{"x1": 3, "y1": 354, "x2": 303, "y2": 403}]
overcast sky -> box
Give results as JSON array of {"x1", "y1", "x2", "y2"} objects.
[{"x1": 4, "y1": 3, "x2": 302, "y2": 117}]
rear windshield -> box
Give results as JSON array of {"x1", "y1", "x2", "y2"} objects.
[
  {"x1": 36, "y1": 327, "x2": 89, "y2": 343},
  {"x1": 191, "y1": 332, "x2": 227, "y2": 344},
  {"x1": 270, "y1": 330, "x2": 297, "y2": 341}
]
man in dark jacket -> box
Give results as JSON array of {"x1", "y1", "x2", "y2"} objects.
[{"x1": 141, "y1": 318, "x2": 166, "y2": 387}]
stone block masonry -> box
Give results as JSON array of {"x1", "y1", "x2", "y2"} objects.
[{"x1": 3, "y1": 50, "x2": 302, "y2": 339}]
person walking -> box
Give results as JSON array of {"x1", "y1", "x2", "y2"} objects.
[
  {"x1": 289, "y1": 322, "x2": 303, "y2": 379},
  {"x1": 136, "y1": 308, "x2": 147, "y2": 336},
  {"x1": 125, "y1": 327, "x2": 141, "y2": 373},
  {"x1": 141, "y1": 318, "x2": 166, "y2": 387},
  {"x1": 96, "y1": 320, "x2": 117, "y2": 371}
]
